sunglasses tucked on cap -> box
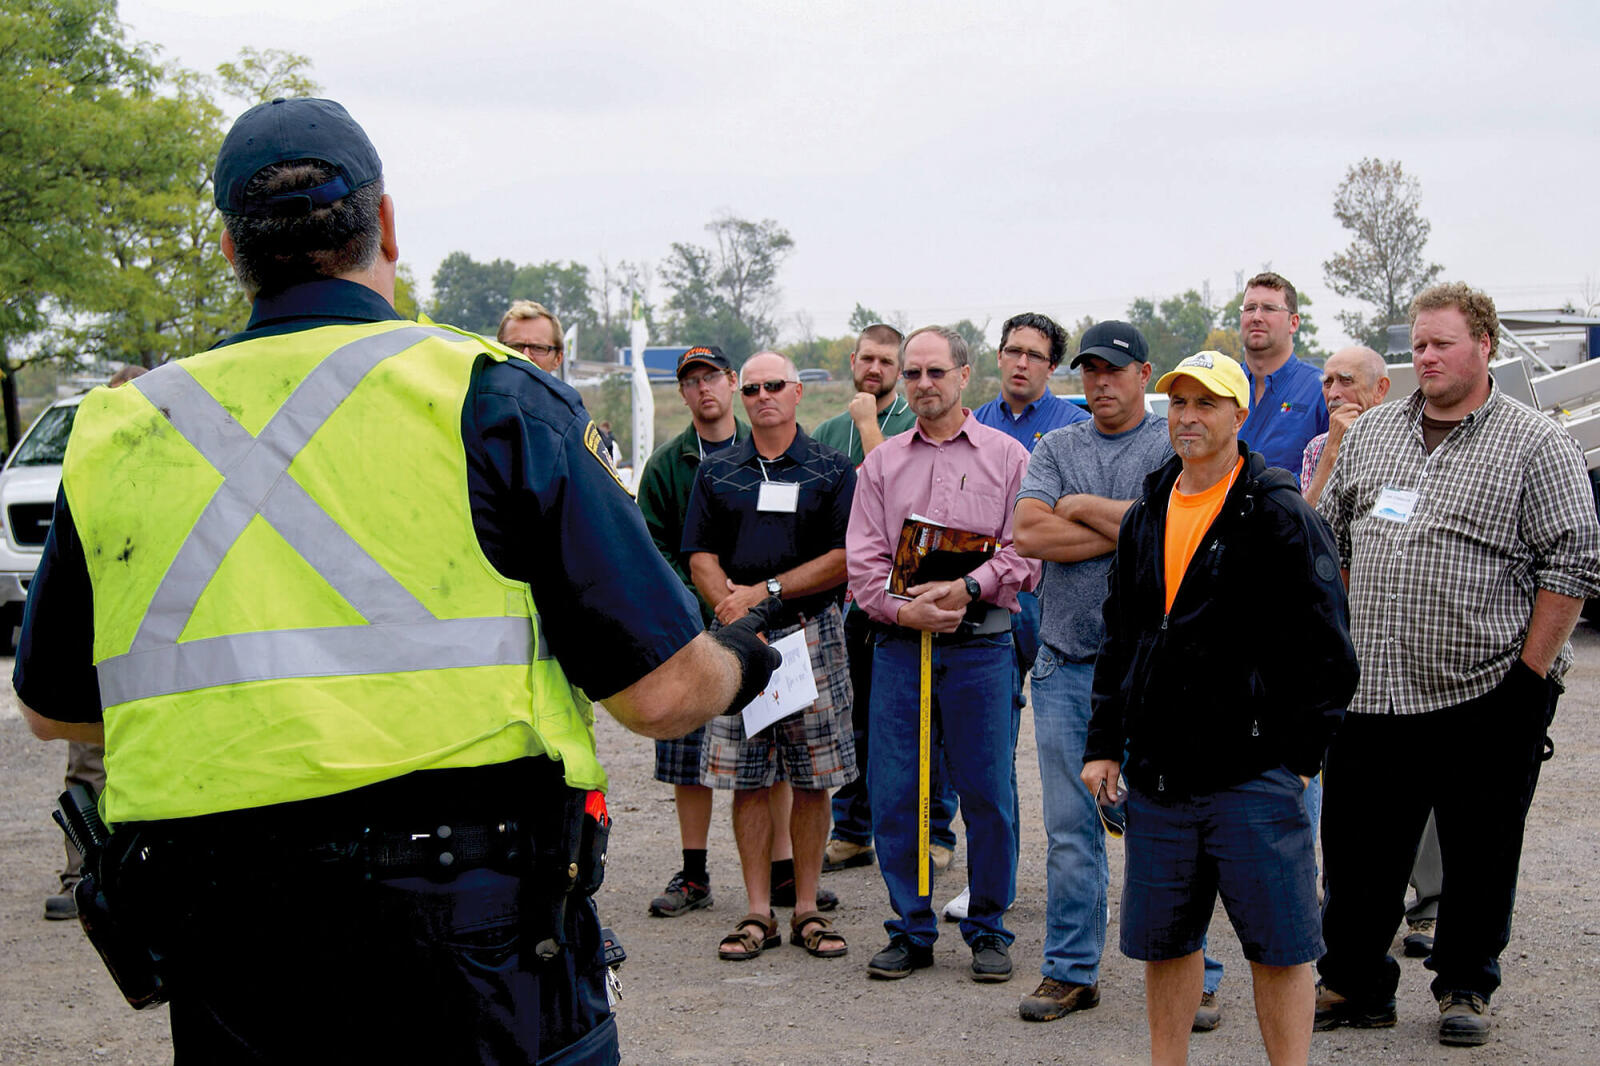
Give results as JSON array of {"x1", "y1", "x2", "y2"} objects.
[{"x1": 1153, "y1": 350, "x2": 1251, "y2": 410}]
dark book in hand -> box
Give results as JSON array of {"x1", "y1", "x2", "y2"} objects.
[{"x1": 886, "y1": 514, "x2": 997, "y2": 600}]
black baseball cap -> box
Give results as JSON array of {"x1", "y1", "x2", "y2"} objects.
[
  {"x1": 213, "y1": 97, "x2": 383, "y2": 218},
  {"x1": 1071, "y1": 320, "x2": 1149, "y2": 369},
  {"x1": 676, "y1": 346, "x2": 732, "y2": 379}
]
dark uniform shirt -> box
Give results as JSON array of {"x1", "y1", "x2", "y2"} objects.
[
  {"x1": 680, "y1": 428, "x2": 854, "y2": 625},
  {"x1": 15, "y1": 278, "x2": 702, "y2": 727}
]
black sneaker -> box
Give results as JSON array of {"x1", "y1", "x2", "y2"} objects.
[
  {"x1": 648, "y1": 871, "x2": 711, "y2": 917},
  {"x1": 969, "y1": 935, "x2": 1013, "y2": 983},
  {"x1": 1313, "y1": 981, "x2": 1397, "y2": 1030},
  {"x1": 770, "y1": 876, "x2": 838, "y2": 912},
  {"x1": 1438, "y1": 991, "x2": 1490, "y2": 1046},
  {"x1": 867, "y1": 936, "x2": 934, "y2": 979}
]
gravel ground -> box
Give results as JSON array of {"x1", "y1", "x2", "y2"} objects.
[{"x1": 4, "y1": 622, "x2": 1600, "y2": 1064}]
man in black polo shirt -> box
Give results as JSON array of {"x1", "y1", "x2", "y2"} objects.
[{"x1": 682, "y1": 351, "x2": 858, "y2": 961}]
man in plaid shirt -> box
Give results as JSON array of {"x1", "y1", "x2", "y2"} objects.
[{"x1": 1313, "y1": 282, "x2": 1600, "y2": 1047}]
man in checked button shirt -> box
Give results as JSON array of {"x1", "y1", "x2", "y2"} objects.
[{"x1": 1314, "y1": 282, "x2": 1600, "y2": 1048}]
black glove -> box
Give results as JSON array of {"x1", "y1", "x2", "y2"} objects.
[{"x1": 710, "y1": 596, "x2": 785, "y2": 714}]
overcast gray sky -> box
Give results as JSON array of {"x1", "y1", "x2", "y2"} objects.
[{"x1": 122, "y1": 0, "x2": 1600, "y2": 348}]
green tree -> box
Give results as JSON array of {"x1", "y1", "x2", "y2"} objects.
[
  {"x1": 0, "y1": 0, "x2": 166, "y2": 445},
  {"x1": 429, "y1": 253, "x2": 518, "y2": 334},
  {"x1": 1322, "y1": 158, "x2": 1443, "y2": 348},
  {"x1": 1127, "y1": 290, "x2": 1219, "y2": 375},
  {"x1": 514, "y1": 260, "x2": 598, "y2": 341},
  {"x1": 393, "y1": 263, "x2": 422, "y2": 321},
  {"x1": 848, "y1": 303, "x2": 885, "y2": 334},
  {"x1": 660, "y1": 214, "x2": 793, "y2": 362},
  {"x1": 215, "y1": 46, "x2": 318, "y2": 102}
]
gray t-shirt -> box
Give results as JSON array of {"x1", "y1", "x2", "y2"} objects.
[{"x1": 1018, "y1": 413, "x2": 1173, "y2": 661}]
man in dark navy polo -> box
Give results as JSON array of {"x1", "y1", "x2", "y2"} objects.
[
  {"x1": 1236, "y1": 272, "x2": 1328, "y2": 486},
  {"x1": 683, "y1": 350, "x2": 858, "y2": 961}
]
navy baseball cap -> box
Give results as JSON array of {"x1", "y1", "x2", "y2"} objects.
[
  {"x1": 676, "y1": 346, "x2": 732, "y2": 379},
  {"x1": 1071, "y1": 320, "x2": 1149, "y2": 369},
  {"x1": 213, "y1": 97, "x2": 382, "y2": 218}
]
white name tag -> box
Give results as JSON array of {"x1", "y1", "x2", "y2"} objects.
[
  {"x1": 1371, "y1": 485, "x2": 1420, "y2": 523},
  {"x1": 757, "y1": 482, "x2": 799, "y2": 513}
]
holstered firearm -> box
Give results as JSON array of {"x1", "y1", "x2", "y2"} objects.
[{"x1": 53, "y1": 784, "x2": 168, "y2": 1010}]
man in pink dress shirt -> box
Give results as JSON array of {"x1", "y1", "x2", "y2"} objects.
[{"x1": 846, "y1": 325, "x2": 1040, "y2": 984}]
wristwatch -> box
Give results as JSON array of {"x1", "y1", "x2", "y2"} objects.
[
  {"x1": 962, "y1": 575, "x2": 982, "y2": 602},
  {"x1": 766, "y1": 577, "x2": 783, "y2": 597}
]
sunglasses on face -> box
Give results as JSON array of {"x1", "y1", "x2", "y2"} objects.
[
  {"x1": 900, "y1": 366, "x2": 954, "y2": 382},
  {"x1": 740, "y1": 380, "x2": 796, "y2": 396}
]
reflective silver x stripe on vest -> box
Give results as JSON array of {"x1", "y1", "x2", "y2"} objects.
[{"x1": 96, "y1": 325, "x2": 536, "y2": 707}]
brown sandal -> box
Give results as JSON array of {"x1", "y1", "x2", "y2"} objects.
[
  {"x1": 790, "y1": 910, "x2": 848, "y2": 958},
  {"x1": 718, "y1": 913, "x2": 780, "y2": 961}
]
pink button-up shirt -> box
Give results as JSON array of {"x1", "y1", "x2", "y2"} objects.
[{"x1": 847, "y1": 409, "x2": 1040, "y2": 627}]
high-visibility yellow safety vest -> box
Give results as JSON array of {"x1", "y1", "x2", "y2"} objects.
[{"x1": 63, "y1": 320, "x2": 604, "y2": 826}]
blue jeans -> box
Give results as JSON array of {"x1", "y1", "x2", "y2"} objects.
[
  {"x1": 869, "y1": 629, "x2": 1017, "y2": 947},
  {"x1": 832, "y1": 612, "x2": 958, "y2": 849},
  {"x1": 1030, "y1": 649, "x2": 1107, "y2": 985}
]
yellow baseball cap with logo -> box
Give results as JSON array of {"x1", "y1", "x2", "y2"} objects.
[{"x1": 1154, "y1": 351, "x2": 1250, "y2": 410}]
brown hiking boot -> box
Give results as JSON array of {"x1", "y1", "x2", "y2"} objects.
[
  {"x1": 1192, "y1": 991, "x2": 1221, "y2": 1032},
  {"x1": 1438, "y1": 991, "x2": 1490, "y2": 1046},
  {"x1": 1019, "y1": 977, "x2": 1100, "y2": 1022}
]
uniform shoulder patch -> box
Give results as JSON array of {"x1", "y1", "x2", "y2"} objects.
[
  {"x1": 584, "y1": 419, "x2": 629, "y2": 493},
  {"x1": 1314, "y1": 553, "x2": 1339, "y2": 583}
]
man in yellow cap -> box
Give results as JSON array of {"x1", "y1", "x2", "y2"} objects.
[{"x1": 1082, "y1": 351, "x2": 1358, "y2": 1065}]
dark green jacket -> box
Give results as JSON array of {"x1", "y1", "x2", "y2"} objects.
[{"x1": 636, "y1": 420, "x2": 751, "y2": 624}]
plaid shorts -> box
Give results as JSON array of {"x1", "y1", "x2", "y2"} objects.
[
  {"x1": 653, "y1": 727, "x2": 707, "y2": 786},
  {"x1": 701, "y1": 602, "x2": 857, "y2": 791}
]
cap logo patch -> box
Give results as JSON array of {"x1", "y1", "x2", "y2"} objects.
[
  {"x1": 1184, "y1": 353, "x2": 1215, "y2": 369},
  {"x1": 1113, "y1": 339, "x2": 1130, "y2": 349}
]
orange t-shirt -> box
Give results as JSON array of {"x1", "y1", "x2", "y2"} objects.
[{"x1": 1164, "y1": 457, "x2": 1243, "y2": 614}]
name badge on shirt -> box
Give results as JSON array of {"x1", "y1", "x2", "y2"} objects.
[
  {"x1": 758, "y1": 482, "x2": 800, "y2": 513},
  {"x1": 1371, "y1": 485, "x2": 1420, "y2": 524}
]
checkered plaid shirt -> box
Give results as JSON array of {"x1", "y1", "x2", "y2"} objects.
[{"x1": 1318, "y1": 383, "x2": 1600, "y2": 715}]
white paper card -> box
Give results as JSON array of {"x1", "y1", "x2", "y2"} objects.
[
  {"x1": 740, "y1": 629, "x2": 818, "y2": 735},
  {"x1": 757, "y1": 482, "x2": 799, "y2": 513},
  {"x1": 1371, "y1": 485, "x2": 1420, "y2": 524}
]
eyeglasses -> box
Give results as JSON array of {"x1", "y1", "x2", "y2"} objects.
[
  {"x1": 739, "y1": 379, "x2": 796, "y2": 396},
  {"x1": 900, "y1": 366, "x2": 954, "y2": 382},
  {"x1": 999, "y1": 345, "x2": 1052, "y2": 367},
  {"x1": 1239, "y1": 302, "x2": 1290, "y2": 316},
  {"x1": 680, "y1": 371, "x2": 726, "y2": 391},
  {"x1": 507, "y1": 341, "x2": 562, "y2": 358}
]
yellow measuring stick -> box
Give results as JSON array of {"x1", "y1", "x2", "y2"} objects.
[{"x1": 918, "y1": 629, "x2": 931, "y2": 898}]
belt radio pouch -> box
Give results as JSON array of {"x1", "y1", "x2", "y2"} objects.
[{"x1": 53, "y1": 784, "x2": 168, "y2": 1010}]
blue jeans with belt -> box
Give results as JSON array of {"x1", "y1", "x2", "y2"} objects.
[{"x1": 868, "y1": 627, "x2": 1017, "y2": 948}]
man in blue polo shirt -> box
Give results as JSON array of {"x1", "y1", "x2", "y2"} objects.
[
  {"x1": 1236, "y1": 272, "x2": 1328, "y2": 486},
  {"x1": 973, "y1": 312, "x2": 1090, "y2": 450}
]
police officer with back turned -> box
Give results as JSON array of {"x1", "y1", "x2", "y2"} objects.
[{"x1": 14, "y1": 97, "x2": 778, "y2": 1066}]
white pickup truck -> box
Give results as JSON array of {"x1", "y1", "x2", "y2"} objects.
[{"x1": 0, "y1": 394, "x2": 82, "y2": 652}]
